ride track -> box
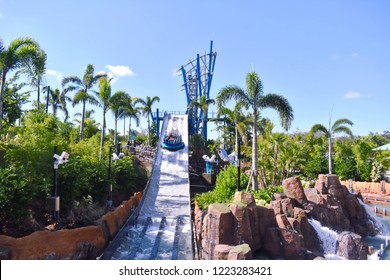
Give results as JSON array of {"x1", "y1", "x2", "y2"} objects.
[{"x1": 100, "y1": 114, "x2": 194, "y2": 260}]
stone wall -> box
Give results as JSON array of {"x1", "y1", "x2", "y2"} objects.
[
  {"x1": 340, "y1": 180, "x2": 390, "y2": 197},
  {"x1": 0, "y1": 192, "x2": 142, "y2": 260}
]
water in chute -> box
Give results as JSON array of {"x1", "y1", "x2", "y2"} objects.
[
  {"x1": 308, "y1": 218, "x2": 342, "y2": 259},
  {"x1": 358, "y1": 198, "x2": 390, "y2": 259},
  {"x1": 357, "y1": 198, "x2": 389, "y2": 235}
]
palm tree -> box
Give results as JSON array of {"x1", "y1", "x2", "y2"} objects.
[
  {"x1": 310, "y1": 117, "x2": 353, "y2": 174},
  {"x1": 189, "y1": 95, "x2": 215, "y2": 140},
  {"x1": 110, "y1": 91, "x2": 130, "y2": 147},
  {"x1": 20, "y1": 49, "x2": 47, "y2": 110},
  {"x1": 0, "y1": 37, "x2": 40, "y2": 133},
  {"x1": 120, "y1": 96, "x2": 140, "y2": 141},
  {"x1": 58, "y1": 89, "x2": 71, "y2": 122},
  {"x1": 137, "y1": 96, "x2": 160, "y2": 146},
  {"x1": 217, "y1": 101, "x2": 250, "y2": 145},
  {"x1": 62, "y1": 64, "x2": 105, "y2": 140},
  {"x1": 217, "y1": 71, "x2": 294, "y2": 190},
  {"x1": 97, "y1": 76, "x2": 113, "y2": 160}
]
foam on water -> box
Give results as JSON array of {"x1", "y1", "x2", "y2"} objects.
[{"x1": 308, "y1": 219, "x2": 339, "y2": 257}]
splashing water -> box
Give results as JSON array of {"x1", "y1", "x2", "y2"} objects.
[
  {"x1": 357, "y1": 198, "x2": 389, "y2": 235},
  {"x1": 308, "y1": 218, "x2": 341, "y2": 259}
]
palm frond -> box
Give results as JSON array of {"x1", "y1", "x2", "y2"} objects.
[
  {"x1": 332, "y1": 118, "x2": 353, "y2": 130},
  {"x1": 310, "y1": 124, "x2": 329, "y2": 137},
  {"x1": 246, "y1": 71, "x2": 263, "y2": 100},
  {"x1": 333, "y1": 126, "x2": 353, "y2": 136},
  {"x1": 259, "y1": 93, "x2": 294, "y2": 130},
  {"x1": 216, "y1": 85, "x2": 248, "y2": 109},
  {"x1": 62, "y1": 76, "x2": 83, "y2": 87}
]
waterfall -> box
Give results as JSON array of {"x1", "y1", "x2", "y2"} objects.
[
  {"x1": 308, "y1": 218, "x2": 339, "y2": 258},
  {"x1": 357, "y1": 198, "x2": 389, "y2": 235}
]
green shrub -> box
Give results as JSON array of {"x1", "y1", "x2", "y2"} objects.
[
  {"x1": 251, "y1": 185, "x2": 284, "y2": 205},
  {"x1": 56, "y1": 158, "x2": 108, "y2": 213},
  {"x1": 112, "y1": 155, "x2": 137, "y2": 197},
  {"x1": 214, "y1": 164, "x2": 249, "y2": 203},
  {"x1": 194, "y1": 191, "x2": 216, "y2": 211},
  {"x1": 0, "y1": 166, "x2": 32, "y2": 226},
  {"x1": 194, "y1": 164, "x2": 249, "y2": 210}
]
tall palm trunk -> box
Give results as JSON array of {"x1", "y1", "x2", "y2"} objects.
[
  {"x1": 272, "y1": 143, "x2": 278, "y2": 186},
  {"x1": 328, "y1": 136, "x2": 332, "y2": 174},
  {"x1": 37, "y1": 86, "x2": 40, "y2": 110},
  {"x1": 0, "y1": 72, "x2": 6, "y2": 133},
  {"x1": 99, "y1": 113, "x2": 106, "y2": 160},
  {"x1": 114, "y1": 113, "x2": 118, "y2": 147},
  {"x1": 80, "y1": 100, "x2": 86, "y2": 140},
  {"x1": 147, "y1": 115, "x2": 150, "y2": 146},
  {"x1": 128, "y1": 118, "x2": 132, "y2": 142},
  {"x1": 123, "y1": 117, "x2": 126, "y2": 142},
  {"x1": 252, "y1": 110, "x2": 259, "y2": 190}
]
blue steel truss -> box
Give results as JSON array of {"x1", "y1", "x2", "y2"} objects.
[{"x1": 178, "y1": 41, "x2": 217, "y2": 140}]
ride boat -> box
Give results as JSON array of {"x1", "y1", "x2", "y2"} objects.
[{"x1": 161, "y1": 130, "x2": 185, "y2": 151}]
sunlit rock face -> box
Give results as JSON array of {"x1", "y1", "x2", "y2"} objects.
[
  {"x1": 336, "y1": 231, "x2": 368, "y2": 260},
  {"x1": 194, "y1": 174, "x2": 375, "y2": 260}
]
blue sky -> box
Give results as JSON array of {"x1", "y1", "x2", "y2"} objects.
[{"x1": 1, "y1": 0, "x2": 389, "y2": 138}]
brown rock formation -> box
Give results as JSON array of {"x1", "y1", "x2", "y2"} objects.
[
  {"x1": 282, "y1": 177, "x2": 308, "y2": 206},
  {"x1": 336, "y1": 231, "x2": 368, "y2": 260}
]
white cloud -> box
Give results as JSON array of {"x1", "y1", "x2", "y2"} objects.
[
  {"x1": 351, "y1": 53, "x2": 359, "y2": 57},
  {"x1": 97, "y1": 71, "x2": 117, "y2": 84},
  {"x1": 46, "y1": 69, "x2": 63, "y2": 83},
  {"x1": 344, "y1": 91, "x2": 362, "y2": 99},
  {"x1": 105, "y1": 65, "x2": 136, "y2": 77}
]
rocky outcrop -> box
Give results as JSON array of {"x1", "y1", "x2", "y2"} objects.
[
  {"x1": 282, "y1": 177, "x2": 308, "y2": 206},
  {"x1": 304, "y1": 175, "x2": 373, "y2": 236},
  {"x1": 194, "y1": 174, "x2": 375, "y2": 260},
  {"x1": 0, "y1": 192, "x2": 142, "y2": 260},
  {"x1": 336, "y1": 231, "x2": 368, "y2": 260},
  {"x1": 214, "y1": 244, "x2": 252, "y2": 260},
  {"x1": 195, "y1": 190, "x2": 317, "y2": 260}
]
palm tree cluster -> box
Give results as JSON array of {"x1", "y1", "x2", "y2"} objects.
[
  {"x1": 1, "y1": 37, "x2": 160, "y2": 160},
  {"x1": 0, "y1": 37, "x2": 43, "y2": 132}
]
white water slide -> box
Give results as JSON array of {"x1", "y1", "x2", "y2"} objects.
[{"x1": 101, "y1": 114, "x2": 194, "y2": 260}]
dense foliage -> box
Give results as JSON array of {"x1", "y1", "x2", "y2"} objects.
[
  {"x1": 194, "y1": 164, "x2": 249, "y2": 210},
  {"x1": 0, "y1": 110, "x2": 148, "y2": 236}
]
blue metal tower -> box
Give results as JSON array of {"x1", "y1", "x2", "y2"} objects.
[{"x1": 178, "y1": 41, "x2": 217, "y2": 140}]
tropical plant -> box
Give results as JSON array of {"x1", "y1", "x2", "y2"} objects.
[
  {"x1": 0, "y1": 37, "x2": 41, "y2": 133},
  {"x1": 110, "y1": 91, "x2": 130, "y2": 147},
  {"x1": 44, "y1": 87, "x2": 71, "y2": 119},
  {"x1": 217, "y1": 71, "x2": 294, "y2": 190},
  {"x1": 370, "y1": 161, "x2": 385, "y2": 182},
  {"x1": 19, "y1": 49, "x2": 47, "y2": 110},
  {"x1": 217, "y1": 101, "x2": 251, "y2": 146},
  {"x1": 137, "y1": 96, "x2": 160, "y2": 146},
  {"x1": 189, "y1": 95, "x2": 215, "y2": 139},
  {"x1": 1, "y1": 73, "x2": 29, "y2": 127},
  {"x1": 334, "y1": 139, "x2": 357, "y2": 180},
  {"x1": 194, "y1": 164, "x2": 249, "y2": 210},
  {"x1": 310, "y1": 117, "x2": 353, "y2": 174},
  {"x1": 121, "y1": 96, "x2": 140, "y2": 141},
  {"x1": 96, "y1": 76, "x2": 113, "y2": 160},
  {"x1": 62, "y1": 64, "x2": 106, "y2": 140}
]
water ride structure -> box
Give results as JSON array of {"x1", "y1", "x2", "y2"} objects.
[
  {"x1": 101, "y1": 43, "x2": 217, "y2": 260},
  {"x1": 161, "y1": 129, "x2": 185, "y2": 151}
]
